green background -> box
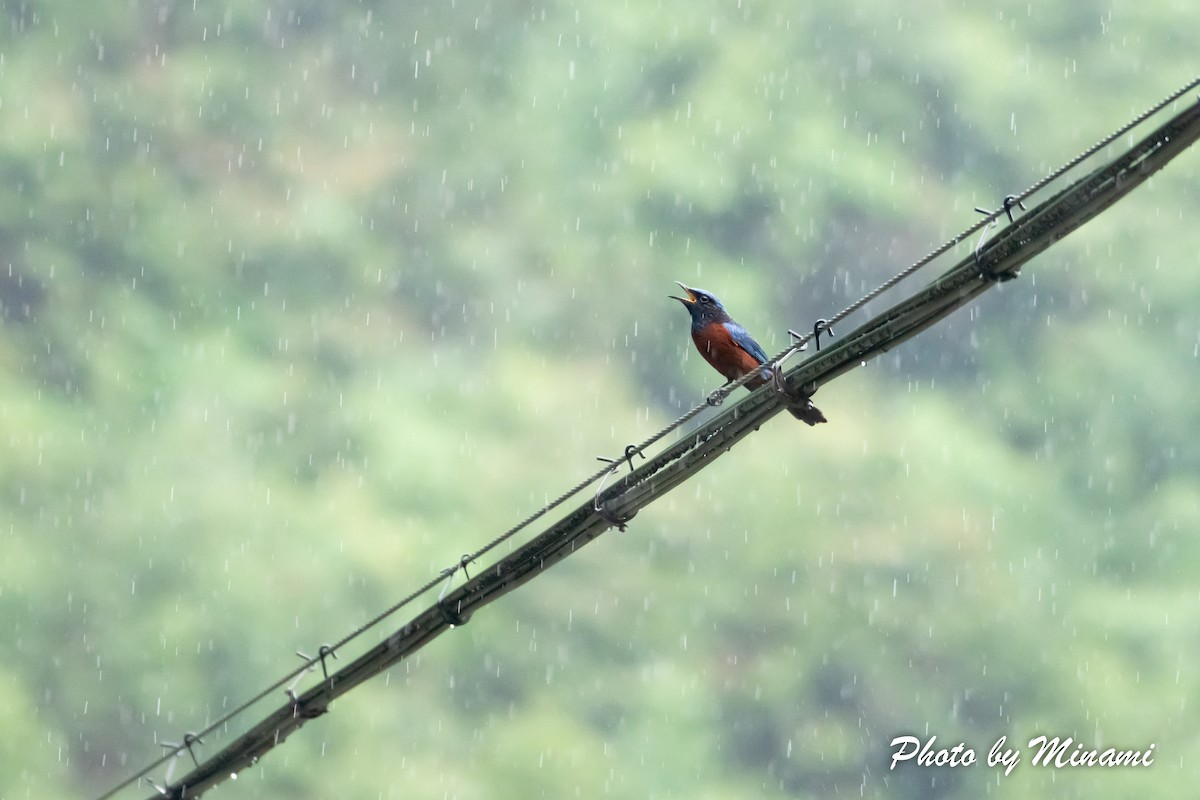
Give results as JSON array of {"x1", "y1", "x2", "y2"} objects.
[{"x1": 1, "y1": 1, "x2": 1197, "y2": 797}]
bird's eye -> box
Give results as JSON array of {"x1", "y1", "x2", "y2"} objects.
[{"x1": 698, "y1": 294, "x2": 710, "y2": 304}]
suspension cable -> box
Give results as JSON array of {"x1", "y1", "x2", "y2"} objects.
[{"x1": 94, "y1": 77, "x2": 1200, "y2": 800}]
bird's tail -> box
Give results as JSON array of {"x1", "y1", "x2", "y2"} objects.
[{"x1": 787, "y1": 399, "x2": 827, "y2": 426}]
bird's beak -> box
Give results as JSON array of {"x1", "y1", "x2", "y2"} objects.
[{"x1": 669, "y1": 281, "x2": 697, "y2": 305}]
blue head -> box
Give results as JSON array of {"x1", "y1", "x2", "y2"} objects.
[{"x1": 670, "y1": 281, "x2": 733, "y2": 332}]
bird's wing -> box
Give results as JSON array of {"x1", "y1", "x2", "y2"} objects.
[{"x1": 722, "y1": 322, "x2": 769, "y2": 365}]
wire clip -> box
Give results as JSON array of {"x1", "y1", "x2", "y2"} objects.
[
  {"x1": 597, "y1": 444, "x2": 645, "y2": 474},
  {"x1": 154, "y1": 731, "x2": 200, "y2": 792},
  {"x1": 811, "y1": 319, "x2": 834, "y2": 350},
  {"x1": 296, "y1": 645, "x2": 339, "y2": 681},
  {"x1": 592, "y1": 459, "x2": 636, "y2": 532},
  {"x1": 973, "y1": 197, "x2": 1027, "y2": 282},
  {"x1": 767, "y1": 364, "x2": 793, "y2": 398},
  {"x1": 436, "y1": 555, "x2": 476, "y2": 627},
  {"x1": 159, "y1": 732, "x2": 203, "y2": 769},
  {"x1": 788, "y1": 319, "x2": 834, "y2": 352}
]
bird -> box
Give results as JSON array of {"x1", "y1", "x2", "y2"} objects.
[{"x1": 670, "y1": 281, "x2": 826, "y2": 425}]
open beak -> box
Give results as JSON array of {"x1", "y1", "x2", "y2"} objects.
[{"x1": 669, "y1": 281, "x2": 697, "y2": 305}]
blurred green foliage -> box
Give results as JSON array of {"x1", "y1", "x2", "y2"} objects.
[{"x1": 1, "y1": 1, "x2": 1198, "y2": 798}]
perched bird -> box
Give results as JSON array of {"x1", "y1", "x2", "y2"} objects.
[{"x1": 670, "y1": 282, "x2": 826, "y2": 425}]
